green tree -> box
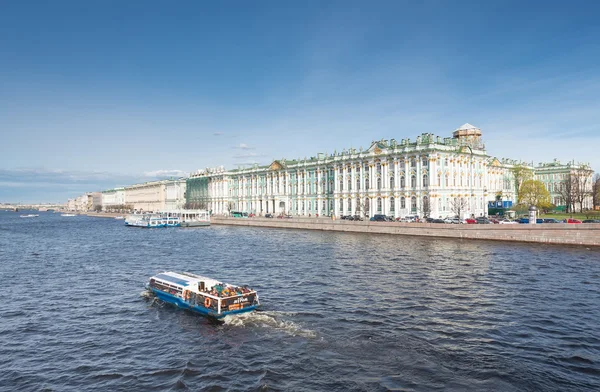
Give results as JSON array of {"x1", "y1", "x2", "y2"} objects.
[
  {"x1": 518, "y1": 180, "x2": 551, "y2": 209},
  {"x1": 511, "y1": 164, "x2": 534, "y2": 200}
]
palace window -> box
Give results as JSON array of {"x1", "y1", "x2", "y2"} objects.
[
  {"x1": 423, "y1": 174, "x2": 428, "y2": 187},
  {"x1": 364, "y1": 198, "x2": 370, "y2": 213},
  {"x1": 322, "y1": 200, "x2": 326, "y2": 211},
  {"x1": 365, "y1": 176, "x2": 370, "y2": 190},
  {"x1": 302, "y1": 201, "x2": 305, "y2": 211},
  {"x1": 339, "y1": 179, "x2": 343, "y2": 191},
  {"x1": 400, "y1": 176, "x2": 405, "y2": 188},
  {"x1": 357, "y1": 177, "x2": 361, "y2": 191},
  {"x1": 422, "y1": 158, "x2": 428, "y2": 167},
  {"x1": 348, "y1": 179, "x2": 352, "y2": 191},
  {"x1": 390, "y1": 177, "x2": 394, "y2": 189},
  {"x1": 339, "y1": 199, "x2": 343, "y2": 212},
  {"x1": 401, "y1": 197, "x2": 406, "y2": 209},
  {"x1": 349, "y1": 198, "x2": 352, "y2": 211},
  {"x1": 377, "y1": 197, "x2": 382, "y2": 212},
  {"x1": 390, "y1": 197, "x2": 395, "y2": 212},
  {"x1": 411, "y1": 196, "x2": 417, "y2": 212},
  {"x1": 377, "y1": 178, "x2": 382, "y2": 190},
  {"x1": 376, "y1": 163, "x2": 382, "y2": 175},
  {"x1": 411, "y1": 175, "x2": 416, "y2": 188}
]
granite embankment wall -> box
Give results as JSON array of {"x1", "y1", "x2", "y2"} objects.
[{"x1": 211, "y1": 217, "x2": 600, "y2": 247}]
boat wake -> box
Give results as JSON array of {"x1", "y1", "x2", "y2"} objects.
[{"x1": 222, "y1": 311, "x2": 317, "y2": 339}]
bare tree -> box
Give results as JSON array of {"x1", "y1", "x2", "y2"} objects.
[
  {"x1": 451, "y1": 197, "x2": 469, "y2": 218},
  {"x1": 572, "y1": 166, "x2": 593, "y2": 212},
  {"x1": 422, "y1": 196, "x2": 431, "y2": 218},
  {"x1": 556, "y1": 174, "x2": 575, "y2": 213}
]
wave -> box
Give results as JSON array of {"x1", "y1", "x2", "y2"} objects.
[{"x1": 222, "y1": 311, "x2": 317, "y2": 339}]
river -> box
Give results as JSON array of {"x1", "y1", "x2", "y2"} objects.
[{"x1": 0, "y1": 212, "x2": 599, "y2": 391}]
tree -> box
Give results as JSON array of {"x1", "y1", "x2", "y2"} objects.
[
  {"x1": 511, "y1": 164, "x2": 534, "y2": 200},
  {"x1": 421, "y1": 196, "x2": 431, "y2": 218},
  {"x1": 451, "y1": 197, "x2": 468, "y2": 218},
  {"x1": 556, "y1": 174, "x2": 575, "y2": 213},
  {"x1": 572, "y1": 166, "x2": 593, "y2": 212},
  {"x1": 518, "y1": 180, "x2": 551, "y2": 210}
]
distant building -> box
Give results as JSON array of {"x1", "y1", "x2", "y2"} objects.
[{"x1": 102, "y1": 187, "x2": 125, "y2": 211}]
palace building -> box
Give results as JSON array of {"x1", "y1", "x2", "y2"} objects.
[{"x1": 187, "y1": 124, "x2": 529, "y2": 218}]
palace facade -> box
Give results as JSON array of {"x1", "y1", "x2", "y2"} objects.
[{"x1": 188, "y1": 124, "x2": 525, "y2": 218}]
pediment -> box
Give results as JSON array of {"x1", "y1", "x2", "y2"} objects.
[
  {"x1": 269, "y1": 160, "x2": 285, "y2": 171},
  {"x1": 367, "y1": 141, "x2": 388, "y2": 154}
]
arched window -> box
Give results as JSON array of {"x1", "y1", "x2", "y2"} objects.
[
  {"x1": 339, "y1": 179, "x2": 343, "y2": 191},
  {"x1": 422, "y1": 158, "x2": 428, "y2": 167},
  {"x1": 365, "y1": 176, "x2": 370, "y2": 190},
  {"x1": 411, "y1": 196, "x2": 417, "y2": 212},
  {"x1": 377, "y1": 197, "x2": 382, "y2": 212},
  {"x1": 339, "y1": 199, "x2": 343, "y2": 212},
  {"x1": 411, "y1": 159, "x2": 416, "y2": 167},
  {"x1": 423, "y1": 174, "x2": 428, "y2": 187},
  {"x1": 437, "y1": 175, "x2": 441, "y2": 187},
  {"x1": 411, "y1": 175, "x2": 416, "y2": 187},
  {"x1": 357, "y1": 177, "x2": 361, "y2": 190},
  {"x1": 390, "y1": 197, "x2": 395, "y2": 212},
  {"x1": 401, "y1": 197, "x2": 406, "y2": 209},
  {"x1": 365, "y1": 198, "x2": 370, "y2": 213},
  {"x1": 377, "y1": 163, "x2": 382, "y2": 174},
  {"x1": 390, "y1": 177, "x2": 394, "y2": 189},
  {"x1": 348, "y1": 178, "x2": 352, "y2": 191},
  {"x1": 377, "y1": 177, "x2": 382, "y2": 190},
  {"x1": 401, "y1": 176, "x2": 405, "y2": 188},
  {"x1": 422, "y1": 196, "x2": 429, "y2": 217},
  {"x1": 348, "y1": 198, "x2": 353, "y2": 212},
  {"x1": 302, "y1": 201, "x2": 305, "y2": 211}
]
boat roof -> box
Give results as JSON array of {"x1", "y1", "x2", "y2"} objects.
[{"x1": 152, "y1": 271, "x2": 224, "y2": 290}]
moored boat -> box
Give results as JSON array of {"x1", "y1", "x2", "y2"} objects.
[
  {"x1": 125, "y1": 213, "x2": 180, "y2": 228},
  {"x1": 146, "y1": 271, "x2": 259, "y2": 319},
  {"x1": 61, "y1": 213, "x2": 76, "y2": 217},
  {"x1": 114, "y1": 216, "x2": 125, "y2": 220},
  {"x1": 161, "y1": 210, "x2": 210, "y2": 227},
  {"x1": 20, "y1": 214, "x2": 39, "y2": 218}
]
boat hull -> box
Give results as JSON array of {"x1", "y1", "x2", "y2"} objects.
[
  {"x1": 150, "y1": 288, "x2": 258, "y2": 319},
  {"x1": 180, "y1": 221, "x2": 210, "y2": 227}
]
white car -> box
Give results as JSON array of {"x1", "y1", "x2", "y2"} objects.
[{"x1": 498, "y1": 219, "x2": 518, "y2": 224}]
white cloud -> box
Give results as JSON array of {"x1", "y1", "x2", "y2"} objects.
[{"x1": 143, "y1": 169, "x2": 187, "y2": 178}]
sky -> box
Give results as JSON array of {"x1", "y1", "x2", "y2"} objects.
[{"x1": 1, "y1": 0, "x2": 599, "y2": 203}]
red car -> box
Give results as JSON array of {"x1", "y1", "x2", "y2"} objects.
[
  {"x1": 465, "y1": 218, "x2": 477, "y2": 224},
  {"x1": 567, "y1": 218, "x2": 582, "y2": 224}
]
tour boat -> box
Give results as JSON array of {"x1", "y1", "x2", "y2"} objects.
[
  {"x1": 20, "y1": 214, "x2": 39, "y2": 218},
  {"x1": 161, "y1": 210, "x2": 210, "y2": 227},
  {"x1": 146, "y1": 271, "x2": 260, "y2": 319},
  {"x1": 125, "y1": 213, "x2": 181, "y2": 228}
]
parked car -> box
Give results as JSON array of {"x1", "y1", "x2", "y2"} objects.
[
  {"x1": 582, "y1": 219, "x2": 600, "y2": 223},
  {"x1": 352, "y1": 215, "x2": 364, "y2": 221},
  {"x1": 498, "y1": 219, "x2": 518, "y2": 224},
  {"x1": 370, "y1": 214, "x2": 389, "y2": 222},
  {"x1": 536, "y1": 218, "x2": 544, "y2": 224},
  {"x1": 567, "y1": 218, "x2": 582, "y2": 224},
  {"x1": 476, "y1": 217, "x2": 492, "y2": 224},
  {"x1": 517, "y1": 218, "x2": 530, "y2": 224},
  {"x1": 542, "y1": 218, "x2": 561, "y2": 223},
  {"x1": 431, "y1": 218, "x2": 445, "y2": 224},
  {"x1": 465, "y1": 218, "x2": 477, "y2": 224},
  {"x1": 264, "y1": 213, "x2": 274, "y2": 218},
  {"x1": 248, "y1": 213, "x2": 256, "y2": 218}
]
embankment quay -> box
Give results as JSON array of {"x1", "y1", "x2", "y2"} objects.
[{"x1": 211, "y1": 217, "x2": 600, "y2": 247}]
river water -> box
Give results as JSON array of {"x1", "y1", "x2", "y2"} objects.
[{"x1": 0, "y1": 212, "x2": 599, "y2": 391}]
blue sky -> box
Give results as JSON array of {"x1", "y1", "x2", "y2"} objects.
[{"x1": 1, "y1": 1, "x2": 599, "y2": 203}]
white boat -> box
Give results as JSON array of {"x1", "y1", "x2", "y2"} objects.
[
  {"x1": 146, "y1": 271, "x2": 259, "y2": 319},
  {"x1": 20, "y1": 214, "x2": 39, "y2": 218},
  {"x1": 114, "y1": 216, "x2": 125, "y2": 220},
  {"x1": 61, "y1": 213, "x2": 76, "y2": 217},
  {"x1": 125, "y1": 213, "x2": 180, "y2": 228},
  {"x1": 161, "y1": 210, "x2": 210, "y2": 227}
]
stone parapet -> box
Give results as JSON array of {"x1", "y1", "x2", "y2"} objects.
[{"x1": 211, "y1": 217, "x2": 600, "y2": 247}]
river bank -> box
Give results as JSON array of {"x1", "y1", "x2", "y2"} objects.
[{"x1": 211, "y1": 216, "x2": 600, "y2": 247}]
